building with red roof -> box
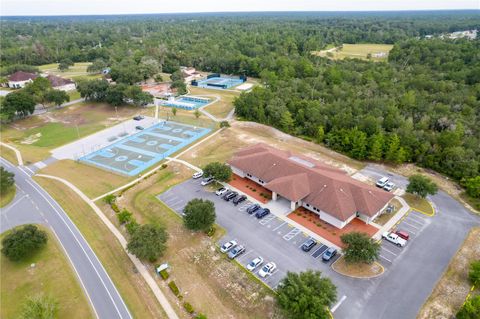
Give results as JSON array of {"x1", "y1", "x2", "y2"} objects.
[
  {"x1": 228, "y1": 143, "x2": 394, "y2": 229},
  {"x1": 7, "y1": 71, "x2": 37, "y2": 88}
]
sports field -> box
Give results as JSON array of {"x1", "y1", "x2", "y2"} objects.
[
  {"x1": 80, "y1": 121, "x2": 211, "y2": 176},
  {"x1": 195, "y1": 76, "x2": 244, "y2": 89},
  {"x1": 312, "y1": 44, "x2": 393, "y2": 61}
]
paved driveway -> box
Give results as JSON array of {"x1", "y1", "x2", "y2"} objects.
[
  {"x1": 158, "y1": 173, "x2": 480, "y2": 319},
  {"x1": 1, "y1": 158, "x2": 132, "y2": 319}
]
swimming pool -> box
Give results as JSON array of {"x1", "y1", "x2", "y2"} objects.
[{"x1": 79, "y1": 121, "x2": 211, "y2": 176}]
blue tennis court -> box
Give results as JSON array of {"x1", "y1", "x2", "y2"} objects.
[
  {"x1": 159, "y1": 96, "x2": 211, "y2": 110},
  {"x1": 195, "y1": 76, "x2": 245, "y2": 89},
  {"x1": 79, "y1": 121, "x2": 211, "y2": 176}
]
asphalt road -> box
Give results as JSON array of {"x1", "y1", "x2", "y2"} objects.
[
  {"x1": 0, "y1": 158, "x2": 132, "y2": 319},
  {"x1": 160, "y1": 174, "x2": 480, "y2": 319}
]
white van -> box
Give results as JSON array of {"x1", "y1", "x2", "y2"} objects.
[{"x1": 376, "y1": 177, "x2": 389, "y2": 188}]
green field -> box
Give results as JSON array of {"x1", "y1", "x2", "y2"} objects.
[
  {"x1": 313, "y1": 43, "x2": 394, "y2": 61},
  {"x1": 0, "y1": 186, "x2": 16, "y2": 208},
  {"x1": 1, "y1": 226, "x2": 93, "y2": 319},
  {"x1": 38, "y1": 62, "x2": 101, "y2": 81}
]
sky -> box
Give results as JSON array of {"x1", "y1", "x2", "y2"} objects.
[{"x1": 0, "y1": 0, "x2": 478, "y2": 16}]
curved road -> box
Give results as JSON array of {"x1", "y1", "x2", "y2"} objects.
[{"x1": 0, "y1": 158, "x2": 132, "y2": 319}]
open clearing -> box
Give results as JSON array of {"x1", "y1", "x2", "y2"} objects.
[
  {"x1": 418, "y1": 227, "x2": 480, "y2": 319},
  {"x1": 0, "y1": 226, "x2": 93, "y2": 319},
  {"x1": 179, "y1": 120, "x2": 364, "y2": 173},
  {"x1": 34, "y1": 177, "x2": 167, "y2": 319},
  {"x1": 312, "y1": 43, "x2": 393, "y2": 61},
  {"x1": 39, "y1": 62, "x2": 101, "y2": 81},
  {"x1": 0, "y1": 102, "x2": 149, "y2": 164},
  {"x1": 189, "y1": 86, "x2": 239, "y2": 119},
  {"x1": 113, "y1": 163, "x2": 279, "y2": 319},
  {"x1": 402, "y1": 193, "x2": 434, "y2": 215}
]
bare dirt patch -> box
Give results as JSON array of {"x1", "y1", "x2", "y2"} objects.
[{"x1": 417, "y1": 227, "x2": 480, "y2": 319}]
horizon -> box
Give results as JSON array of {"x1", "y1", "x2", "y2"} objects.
[{"x1": 1, "y1": 0, "x2": 478, "y2": 17}]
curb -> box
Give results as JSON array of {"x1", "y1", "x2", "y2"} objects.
[{"x1": 331, "y1": 257, "x2": 385, "y2": 279}]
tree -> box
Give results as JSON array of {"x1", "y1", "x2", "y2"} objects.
[
  {"x1": 127, "y1": 224, "x2": 168, "y2": 262},
  {"x1": 171, "y1": 80, "x2": 187, "y2": 95},
  {"x1": 58, "y1": 59, "x2": 74, "y2": 71},
  {"x1": 1, "y1": 225, "x2": 48, "y2": 261},
  {"x1": 183, "y1": 198, "x2": 216, "y2": 232},
  {"x1": 0, "y1": 166, "x2": 15, "y2": 192},
  {"x1": 368, "y1": 133, "x2": 384, "y2": 161},
  {"x1": 77, "y1": 79, "x2": 109, "y2": 101},
  {"x1": 124, "y1": 86, "x2": 153, "y2": 106},
  {"x1": 87, "y1": 58, "x2": 108, "y2": 74},
  {"x1": 105, "y1": 84, "x2": 127, "y2": 106},
  {"x1": 0, "y1": 90, "x2": 36, "y2": 121},
  {"x1": 45, "y1": 90, "x2": 69, "y2": 107},
  {"x1": 203, "y1": 162, "x2": 232, "y2": 182},
  {"x1": 20, "y1": 294, "x2": 58, "y2": 319},
  {"x1": 194, "y1": 109, "x2": 201, "y2": 119},
  {"x1": 280, "y1": 111, "x2": 294, "y2": 133},
  {"x1": 406, "y1": 174, "x2": 438, "y2": 198},
  {"x1": 465, "y1": 176, "x2": 480, "y2": 198},
  {"x1": 276, "y1": 270, "x2": 337, "y2": 319},
  {"x1": 469, "y1": 260, "x2": 480, "y2": 286},
  {"x1": 316, "y1": 126, "x2": 325, "y2": 143},
  {"x1": 456, "y1": 295, "x2": 480, "y2": 319},
  {"x1": 24, "y1": 77, "x2": 52, "y2": 106},
  {"x1": 341, "y1": 232, "x2": 380, "y2": 264},
  {"x1": 171, "y1": 108, "x2": 177, "y2": 116}
]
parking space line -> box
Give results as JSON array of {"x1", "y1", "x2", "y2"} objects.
[
  {"x1": 168, "y1": 199, "x2": 184, "y2": 208},
  {"x1": 312, "y1": 245, "x2": 328, "y2": 258},
  {"x1": 283, "y1": 228, "x2": 301, "y2": 241},
  {"x1": 379, "y1": 255, "x2": 392, "y2": 263},
  {"x1": 239, "y1": 249, "x2": 254, "y2": 261},
  {"x1": 398, "y1": 224, "x2": 417, "y2": 234},
  {"x1": 259, "y1": 215, "x2": 276, "y2": 225},
  {"x1": 272, "y1": 221, "x2": 287, "y2": 231},
  {"x1": 402, "y1": 220, "x2": 420, "y2": 229},
  {"x1": 408, "y1": 213, "x2": 427, "y2": 222},
  {"x1": 405, "y1": 216, "x2": 423, "y2": 225},
  {"x1": 381, "y1": 246, "x2": 398, "y2": 256},
  {"x1": 331, "y1": 295, "x2": 347, "y2": 313}
]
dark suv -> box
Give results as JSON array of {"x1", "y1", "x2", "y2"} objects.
[
  {"x1": 246, "y1": 204, "x2": 260, "y2": 214},
  {"x1": 233, "y1": 195, "x2": 247, "y2": 206},
  {"x1": 301, "y1": 238, "x2": 317, "y2": 252},
  {"x1": 224, "y1": 191, "x2": 238, "y2": 201},
  {"x1": 255, "y1": 208, "x2": 270, "y2": 219}
]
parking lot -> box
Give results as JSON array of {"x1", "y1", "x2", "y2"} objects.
[
  {"x1": 158, "y1": 179, "x2": 340, "y2": 288},
  {"x1": 378, "y1": 210, "x2": 432, "y2": 265}
]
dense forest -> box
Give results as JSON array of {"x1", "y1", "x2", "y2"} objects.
[{"x1": 1, "y1": 11, "x2": 479, "y2": 187}]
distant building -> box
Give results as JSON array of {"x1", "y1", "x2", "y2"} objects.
[
  {"x1": 449, "y1": 29, "x2": 477, "y2": 40},
  {"x1": 8, "y1": 71, "x2": 37, "y2": 88},
  {"x1": 180, "y1": 66, "x2": 201, "y2": 82},
  {"x1": 46, "y1": 74, "x2": 76, "y2": 91},
  {"x1": 372, "y1": 52, "x2": 387, "y2": 58}
]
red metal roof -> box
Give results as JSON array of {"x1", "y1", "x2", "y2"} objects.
[
  {"x1": 228, "y1": 143, "x2": 393, "y2": 222},
  {"x1": 8, "y1": 71, "x2": 37, "y2": 82}
]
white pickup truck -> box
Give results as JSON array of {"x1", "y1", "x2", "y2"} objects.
[{"x1": 382, "y1": 232, "x2": 407, "y2": 247}]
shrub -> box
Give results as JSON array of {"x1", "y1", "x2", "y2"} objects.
[
  {"x1": 195, "y1": 314, "x2": 208, "y2": 319},
  {"x1": 469, "y1": 260, "x2": 480, "y2": 286},
  {"x1": 117, "y1": 209, "x2": 133, "y2": 224},
  {"x1": 110, "y1": 202, "x2": 120, "y2": 213},
  {"x1": 159, "y1": 269, "x2": 169, "y2": 280},
  {"x1": 103, "y1": 194, "x2": 116, "y2": 205},
  {"x1": 161, "y1": 163, "x2": 168, "y2": 169},
  {"x1": 183, "y1": 302, "x2": 194, "y2": 314},
  {"x1": 20, "y1": 294, "x2": 58, "y2": 319},
  {"x1": 456, "y1": 295, "x2": 480, "y2": 319},
  {"x1": 168, "y1": 281, "x2": 180, "y2": 296},
  {"x1": 206, "y1": 226, "x2": 216, "y2": 237},
  {"x1": 125, "y1": 221, "x2": 139, "y2": 235},
  {"x1": 220, "y1": 120, "x2": 230, "y2": 128}
]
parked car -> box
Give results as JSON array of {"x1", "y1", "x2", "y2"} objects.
[
  {"x1": 216, "y1": 187, "x2": 229, "y2": 196},
  {"x1": 135, "y1": 125, "x2": 144, "y2": 130},
  {"x1": 220, "y1": 240, "x2": 237, "y2": 253},
  {"x1": 383, "y1": 182, "x2": 395, "y2": 192},
  {"x1": 200, "y1": 176, "x2": 214, "y2": 186},
  {"x1": 322, "y1": 247, "x2": 337, "y2": 262},
  {"x1": 246, "y1": 257, "x2": 264, "y2": 271},
  {"x1": 192, "y1": 171, "x2": 203, "y2": 179},
  {"x1": 255, "y1": 208, "x2": 270, "y2": 219},
  {"x1": 301, "y1": 238, "x2": 317, "y2": 252},
  {"x1": 376, "y1": 177, "x2": 389, "y2": 188},
  {"x1": 258, "y1": 262, "x2": 276, "y2": 278},
  {"x1": 246, "y1": 204, "x2": 261, "y2": 214},
  {"x1": 382, "y1": 232, "x2": 407, "y2": 247},
  {"x1": 395, "y1": 230, "x2": 410, "y2": 241},
  {"x1": 228, "y1": 245, "x2": 245, "y2": 259},
  {"x1": 133, "y1": 115, "x2": 144, "y2": 121},
  {"x1": 222, "y1": 190, "x2": 233, "y2": 199},
  {"x1": 233, "y1": 195, "x2": 247, "y2": 206},
  {"x1": 224, "y1": 191, "x2": 238, "y2": 201}
]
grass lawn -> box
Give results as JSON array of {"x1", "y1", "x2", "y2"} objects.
[
  {"x1": 114, "y1": 163, "x2": 278, "y2": 318},
  {"x1": 373, "y1": 198, "x2": 403, "y2": 226},
  {"x1": 312, "y1": 43, "x2": 393, "y2": 61},
  {"x1": 151, "y1": 106, "x2": 217, "y2": 129},
  {"x1": 39, "y1": 62, "x2": 91, "y2": 78},
  {"x1": 189, "y1": 86, "x2": 239, "y2": 119},
  {"x1": 0, "y1": 225, "x2": 93, "y2": 319},
  {"x1": 332, "y1": 256, "x2": 384, "y2": 278},
  {"x1": 418, "y1": 227, "x2": 480, "y2": 319},
  {"x1": 0, "y1": 144, "x2": 19, "y2": 165},
  {"x1": 0, "y1": 186, "x2": 16, "y2": 208},
  {"x1": 38, "y1": 160, "x2": 132, "y2": 199},
  {"x1": 34, "y1": 177, "x2": 167, "y2": 319},
  {"x1": 68, "y1": 90, "x2": 81, "y2": 101},
  {"x1": 402, "y1": 193, "x2": 434, "y2": 215},
  {"x1": 1, "y1": 102, "x2": 148, "y2": 164}
]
